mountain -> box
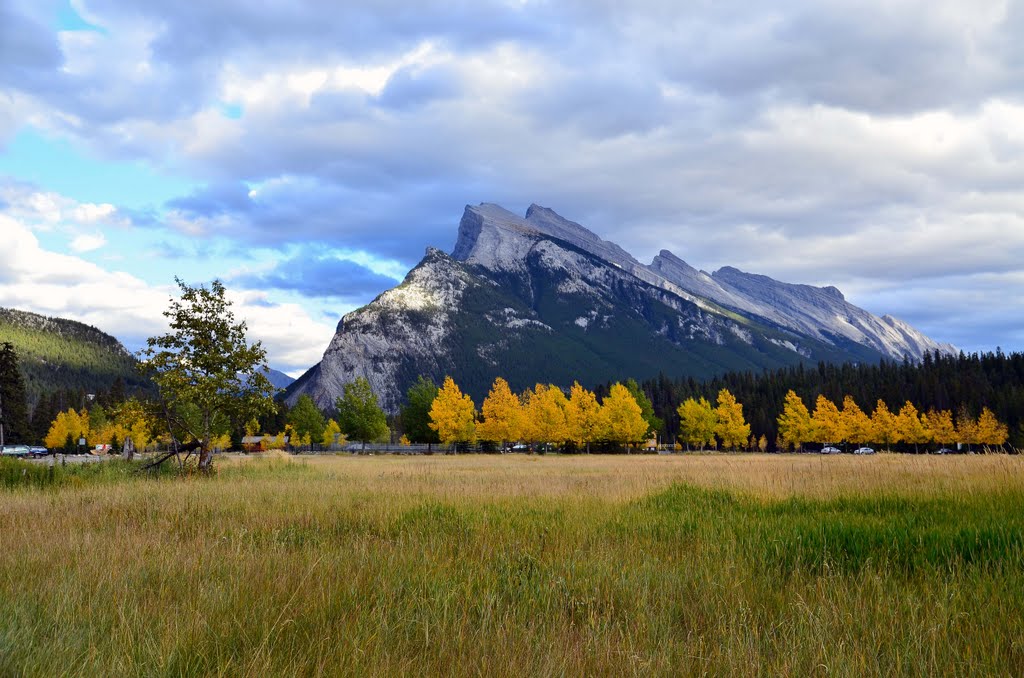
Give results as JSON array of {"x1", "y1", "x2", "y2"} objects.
[
  {"x1": 287, "y1": 203, "x2": 953, "y2": 413},
  {"x1": 264, "y1": 368, "x2": 295, "y2": 390},
  {"x1": 0, "y1": 307, "x2": 147, "y2": 406}
]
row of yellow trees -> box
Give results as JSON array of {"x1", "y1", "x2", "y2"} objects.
[
  {"x1": 676, "y1": 389, "x2": 753, "y2": 450},
  {"x1": 428, "y1": 377, "x2": 650, "y2": 449},
  {"x1": 775, "y1": 391, "x2": 1009, "y2": 451},
  {"x1": 43, "y1": 399, "x2": 169, "y2": 453}
]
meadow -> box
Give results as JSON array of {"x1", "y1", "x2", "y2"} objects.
[{"x1": 1, "y1": 453, "x2": 1023, "y2": 676}]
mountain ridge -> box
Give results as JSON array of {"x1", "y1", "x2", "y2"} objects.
[{"x1": 287, "y1": 203, "x2": 946, "y2": 412}]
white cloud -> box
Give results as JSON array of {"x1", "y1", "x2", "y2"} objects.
[{"x1": 69, "y1": 231, "x2": 106, "y2": 252}]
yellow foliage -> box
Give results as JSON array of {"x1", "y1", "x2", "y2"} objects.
[
  {"x1": 429, "y1": 376, "x2": 477, "y2": 445},
  {"x1": 600, "y1": 383, "x2": 648, "y2": 447},
  {"x1": 715, "y1": 388, "x2": 750, "y2": 451},
  {"x1": 566, "y1": 382, "x2": 602, "y2": 449},
  {"x1": 44, "y1": 409, "x2": 90, "y2": 450},
  {"x1": 522, "y1": 384, "x2": 569, "y2": 445},
  {"x1": 811, "y1": 395, "x2": 842, "y2": 445},
  {"x1": 776, "y1": 390, "x2": 812, "y2": 452},
  {"x1": 477, "y1": 377, "x2": 524, "y2": 445}
]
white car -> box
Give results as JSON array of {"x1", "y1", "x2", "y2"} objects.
[
  {"x1": 820, "y1": 446, "x2": 842, "y2": 454},
  {"x1": 0, "y1": 445, "x2": 31, "y2": 458},
  {"x1": 853, "y1": 447, "x2": 875, "y2": 455}
]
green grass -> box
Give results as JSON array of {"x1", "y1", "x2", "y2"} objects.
[{"x1": 1, "y1": 455, "x2": 1022, "y2": 676}]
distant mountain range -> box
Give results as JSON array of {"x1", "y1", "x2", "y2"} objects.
[{"x1": 287, "y1": 203, "x2": 954, "y2": 412}]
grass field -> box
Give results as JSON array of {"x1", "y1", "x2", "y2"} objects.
[{"x1": 2, "y1": 453, "x2": 1023, "y2": 676}]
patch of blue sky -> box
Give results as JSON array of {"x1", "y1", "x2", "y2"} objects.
[
  {"x1": 56, "y1": 0, "x2": 106, "y2": 33},
  {"x1": 0, "y1": 128, "x2": 195, "y2": 211},
  {"x1": 220, "y1": 103, "x2": 244, "y2": 119}
]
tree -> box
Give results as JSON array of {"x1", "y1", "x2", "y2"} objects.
[
  {"x1": 976, "y1": 407, "x2": 1009, "y2": 450},
  {"x1": 624, "y1": 379, "x2": 664, "y2": 438},
  {"x1": 677, "y1": 397, "x2": 717, "y2": 450},
  {"x1": 956, "y1": 405, "x2": 979, "y2": 451},
  {"x1": 925, "y1": 409, "x2": 957, "y2": 449},
  {"x1": 44, "y1": 408, "x2": 89, "y2": 450},
  {"x1": 0, "y1": 342, "x2": 29, "y2": 445},
  {"x1": 336, "y1": 377, "x2": 389, "y2": 451},
  {"x1": 429, "y1": 376, "x2": 476, "y2": 448},
  {"x1": 871, "y1": 400, "x2": 898, "y2": 451},
  {"x1": 566, "y1": 382, "x2": 602, "y2": 452},
  {"x1": 523, "y1": 384, "x2": 569, "y2": 449},
  {"x1": 400, "y1": 376, "x2": 440, "y2": 448},
  {"x1": 776, "y1": 390, "x2": 812, "y2": 452},
  {"x1": 714, "y1": 388, "x2": 750, "y2": 451},
  {"x1": 139, "y1": 278, "x2": 276, "y2": 471},
  {"x1": 288, "y1": 394, "x2": 327, "y2": 446},
  {"x1": 321, "y1": 419, "x2": 344, "y2": 447},
  {"x1": 841, "y1": 396, "x2": 873, "y2": 446},
  {"x1": 600, "y1": 383, "x2": 649, "y2": 451},
  {"x1": 810, "y1": 395, "x2": 843, "y2": 446},
  {"x1": 477, "y1": 377, "x2": 523, "y2": 450},
  {"x1": 896, "y1": 401, "x2": 929, "y2": 453}
]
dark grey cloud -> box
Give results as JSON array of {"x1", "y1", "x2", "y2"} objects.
[
  {"x1": 231, "y1": 248, "x2": 399, "y2": 300},
  {"x1": 2, "y1": 0, "x2": 1023, "y2": 353}
]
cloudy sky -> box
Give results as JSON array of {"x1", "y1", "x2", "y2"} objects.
[{"x1": 2, "y1": 0, "x2": 1023, "y2": 375}]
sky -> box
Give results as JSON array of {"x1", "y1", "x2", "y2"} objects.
[{"x1": 1, "y1": 0, "x2": 1023, "y2": 376}]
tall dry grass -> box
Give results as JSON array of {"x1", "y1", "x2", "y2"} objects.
[{"x1": 1, "y1": 453, "x2": 1022, "y2": 676}]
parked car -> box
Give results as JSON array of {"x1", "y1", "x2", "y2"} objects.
[
  {"x1": 820, "y1": 446, "x2": 842, "y2": 454},
  {"x1": 853, "y1": 447, "x2": 875, "y2": 455},
  {"x1": 29, "y1": 446, "x2": 49, "y2": 458},
  {"x1": 933, "y1": 448, "x2": 954, "y2": 455},
  {"x1": 1, "y1": 445, "x2": 31, "y2": 458}
]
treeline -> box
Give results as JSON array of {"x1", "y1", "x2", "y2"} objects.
[{"x1": 639, "y1": 350, "x2": 1024, "y2": 449}]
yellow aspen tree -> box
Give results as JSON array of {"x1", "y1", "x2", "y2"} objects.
[
  {"x1": 955, "y1": 405, "x2": 979, "y2": 451},
  {"x1": 523, "y1": 384, "x2": 569, "y2": 448},
  {"x1": 896, "y1": 401, "x2": 929, "y2": 453},
  {"x1": 44, "y1": 408, "x2": 90, "y2": 450},
  {"x1": 477, "y1": 377, "x2": 524, "y2": 449},
  {"x1": 600, "y1": 383, "x2": 649, "y2": 451},
  {"x1": 714, "y1": 388, "x2": 751, "y2": 451},
  {"x1": 976, "y1": 407, "x2": 1009, "y2": 449},
  {"x1": 758, "y1": 434, "x2": 768, "y2": 452},
  {"x1": 925, "y1": 409, "x2": 956, "y2": 449},
  {"x1": 565, "y1": 381, "x2": 601, "y2": 452},
  {"x1": 841, "y1": 396, "x2": 872, "y2": 445},
  {"x1": 810, "y1": 395, "x2": 843, "y2": 445},
  {"x1": 871, "y1": 400, "x2": 898, "y2": 451},
  {"x1": 321, "y1": 419, "x2": 342, "y2": 447},
  {"x1": 429, "y1": 376, "x2": 477, "y2": 446},
  {"x1": 677, "y1": 397, "x2": 717, "y2": 450},
  {"x1": 776, "y1": 390, "x2": 812, "y2": 452}
]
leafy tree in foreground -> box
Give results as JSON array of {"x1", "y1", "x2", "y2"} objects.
[
  {"x1": 776, "y1": 390, "x2": 812, "y2": 452},
  {"x1": 600, "y1": 383, "x2": 648, "y2": 451},
  {"x1": 871, "y1": 400, "x2": 898, "y2": 451},
  {"x1": 401, "y1": 376, "x2": 440, "y2": 448},
  {"x1": 714, "y1": 388, "x2": 750, "y2": 451},
  {"x1": 841, "y1": 396, "x2": 873, "y2": 446},
  {"x1": 477, "y1": 377, "x2": 523, "y2": 450},
  {"x1": 677, "y1": 397, "x2": 717, "y2": 451},
  {"x1": 429, "y1": 376, "x2": 476, "y2": 448},
  {"x1": 523, "y1": 384, "x2": 569, "y2": 447},
  {"x1": 811, "y1": 395, "x2": 843, "y2": 446},
  {"x1": 139, "y1": 278, "x2": 277, "y2": 471},
  {"x1": 566, "y1": 381, "x2": 602, "y2": 452},
  {"x1": 624, "y1": 378, "x2": 664, "y2": 438},
  {"x1": 288, "y1": 394, "x2": 327, "y2": 446},
  {"x1": 336, "y1": 377, "x2": 389, "y2": 451}
]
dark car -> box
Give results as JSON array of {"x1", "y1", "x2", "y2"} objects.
[{"x1": 29, "y1": 446, "x2": 49, "y2": 458}]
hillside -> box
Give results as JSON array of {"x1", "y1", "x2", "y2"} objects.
[{"x1": 0, "y1": 308, "x2": 147, "y2": 406}]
